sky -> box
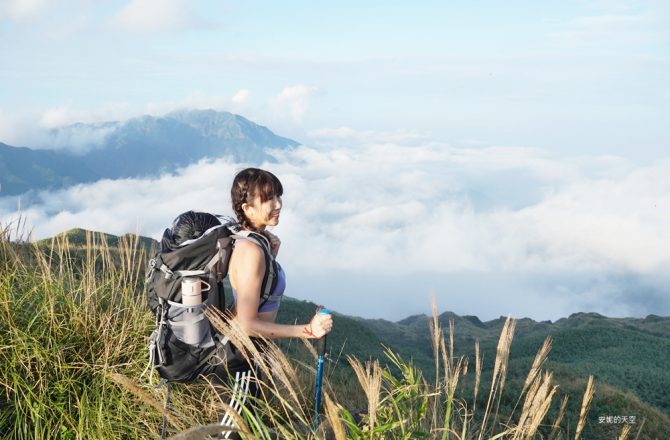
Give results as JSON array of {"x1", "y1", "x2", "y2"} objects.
[{"x1": 1, "y1": 0, "x2": 669, "y2": 321}]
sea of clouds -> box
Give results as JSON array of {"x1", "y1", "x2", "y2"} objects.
[{"x1": 2, "y1": 132, "x2": 669, "y2": 321}]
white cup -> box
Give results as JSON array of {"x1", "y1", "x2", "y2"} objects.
[{"x1": 181, "y1": 278, "x2": 211, "y2": 305}]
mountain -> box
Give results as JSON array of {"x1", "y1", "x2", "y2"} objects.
[
  {"x1": 277, "y1": 302, "x2": 670, "y2": 438},
  {"x1": 0, "y1": 110, "x2": 299, "y2": 196},
  {"x1": 0, "y1": 142, "x2": 100, "y2": 195},
  {"x1": 37, "y1": 228, "x2": 159, "y2": 252}
]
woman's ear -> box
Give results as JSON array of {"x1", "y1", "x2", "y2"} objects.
[{"x1": 242, "y1": 202, "x2": 254, "y2": 218}]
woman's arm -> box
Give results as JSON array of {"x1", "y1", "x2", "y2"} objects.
[{"x1": 230, "y1": 240, "x2": 332, "y2": 339}]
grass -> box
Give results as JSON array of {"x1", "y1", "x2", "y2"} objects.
[{"x1": 0, "y1": 218, "x2": 643, "y2": 439}]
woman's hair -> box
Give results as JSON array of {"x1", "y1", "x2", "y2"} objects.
[
  {"x1": 171, "y1": 211, "x2": 221, "y2": 245},
  {"x1": 231, "y1": 168, "x2": 283, "y2": 231}
]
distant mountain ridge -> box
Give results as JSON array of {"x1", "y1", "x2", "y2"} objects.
[
  {"x1": 0, "y1": 109, "x2": 299, "y2": 196},
  {"x1": 281, "y1": 300, "x2": 670, "y2": 437},
  {"x1": 37, "y1": 228, "x2": 159, "y2": 252}
]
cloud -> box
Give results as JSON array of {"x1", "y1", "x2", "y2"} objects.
[
  {"x1": 144, "y1": 92, "x2": 231, "y2": 117},
  {"x1": 0, "y1": 0, "x2": 49, "y2": 21},
  {"x1": 307, "y1": 126, "x2": 429, "y2": 147},
  {"x1": 554, "y1": 11, "x2": 670, "y2": 47},
  {"x1": 31, "y1": 103, "x2": 130, "y2": 152},
  {"x1": 0, "y1": 104, "x2": 132, "y2": 151},
  {"x1": 44, "y1": 123, "x2": 120, "y2": 153},
  {"x1": 2, "y1": 97, "x2": 236, "y2": 151},
  {"x1": 0, "y1": 108, "x2": 36, "y2": 146},
  {"x1": 113, "y1": 0, "x2": 205, "y2": 32},
  {"x1": 2, "y1": 138, "x2": 669, "y2": 320},
  {"x1": 231, "y1": 89, "x2": 250, "y2": 105},
  {"x1": 0, "y1": 158, "x2": 245, "y2": 242},
  {"x1": 143, "y1": 90, "x2": 254, "y2": 120},
  {"x1": 269, "y1": 85, "x2": 319, "y2": 124}
]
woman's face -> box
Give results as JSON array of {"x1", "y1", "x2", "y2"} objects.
[{"x1": 243, "y1": 193, "x2": 282, "y2": 229}]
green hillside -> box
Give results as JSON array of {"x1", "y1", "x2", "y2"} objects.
[
  {"x1": 36, "y1": 227, "x2": 158, "y2": 252},
  {"x1": 276, "y1": 300, "x2": 670, "y2": 438},
  {"x1": 3, "y1": 227, "x2": 669, "y2": 439}
]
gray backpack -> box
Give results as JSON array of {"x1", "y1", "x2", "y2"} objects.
[{"x1": 145, "y1": 214, "x2": 276, "y2": 383}]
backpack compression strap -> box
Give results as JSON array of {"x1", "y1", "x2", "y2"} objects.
[{"x1": 149, "y1": 246, "x2": 225, "y2": 280}]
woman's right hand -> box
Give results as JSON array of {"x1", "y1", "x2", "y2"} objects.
[{"x1": 303, "y1": 312, "x2": 333, "y2": 339}]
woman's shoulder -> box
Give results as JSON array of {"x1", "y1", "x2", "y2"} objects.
[{"x1": 231, "y1": 238, "x2": 265, "y2": 262}]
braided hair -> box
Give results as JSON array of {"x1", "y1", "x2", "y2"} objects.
[{"x1": 231, "y1": 168, "x2": 283, "y2": 232}]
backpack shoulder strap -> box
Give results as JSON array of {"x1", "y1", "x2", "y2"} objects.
[{"x1": 225, "y1": 224, "x2": 276, "y2": 306}]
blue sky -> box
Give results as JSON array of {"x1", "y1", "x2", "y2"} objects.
[
  {"x1": 1, "y1": 0, "x2": 669, "y2": 321},
  {"x1": 2, "y1": 0, "x2": 668, "y2": 157}
]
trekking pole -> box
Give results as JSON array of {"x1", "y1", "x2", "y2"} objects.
[{"x1": 313, "y1": 307, "x2": 331, "y2": 430}]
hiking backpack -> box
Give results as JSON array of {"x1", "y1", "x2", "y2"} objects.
[{"x1": 145, "y1": 216, "x2": 277, "y2": 383}]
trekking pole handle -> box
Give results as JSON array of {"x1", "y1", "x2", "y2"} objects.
[{"x1": 316, "y1": 308, "x2": 331, "y2": 356}]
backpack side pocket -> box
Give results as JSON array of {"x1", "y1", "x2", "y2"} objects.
[{"x1": 166, "y1": 300, "x2": 215, "y2": 347}]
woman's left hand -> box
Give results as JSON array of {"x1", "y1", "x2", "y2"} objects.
[{"x1": 264, "y1": 230, "x2": 281, "y2": 258}]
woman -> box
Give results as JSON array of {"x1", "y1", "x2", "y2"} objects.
[
  {"x1": 227, "y1": 167, "x2": 333, "y2": 340},
  {"x1": 215, "y1": 167, "x2": 333, "y2": 437}
]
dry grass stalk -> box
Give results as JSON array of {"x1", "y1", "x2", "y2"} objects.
[
  {"x1": 460, "y1": 357, "x2": 469, "y2": 398},
  {"x1": 300, "y1": 333, "x2": 318, "y2": 358},
  {"x1": 205, "y1": 306, "x2": 314, "y2": 427},
  {"x1": 256, "y1": 348, "x2": 310, "y2": 426},
  {"x1": 443, "y1": 356, "x2": 465, "y2": 436},
  {"x1": 574, "y1": 375, "x2": 594, "y2": 440},
  {"x1": 520, "y1": 373, "x2": 543, "y2": 417},
  {"x1": 106, "y1": 372, "x2": 187, "y2": 432},
  {"x1": 474, "y1": 340, "x2": 482, "y2": 412},
  {"x1": 264, "y1": 344, "x2": 304, "y2": 404},
  {"x1": 268, "y1": 344, "x2": 300, "y2": 386},
  {"x1": 430, "y1": 298, "x2": 442, "y2": 424},
  {"x1": 348, "y1": 356, "x2": 382, "y2": 431},
  {"x1": 618, "y1": 424, "x2": 632, "y2": 440},
  {"x1": 121, "y1": 231, "x2": 146, "y2": 291},
  {"x1": 206, "y1": 308, "x2": 262, "y2": 366},
  {"x1": 32, "y1": 241, "x2": 53, "y2": 284},
  {"x1": 431, "y1": 298, "x2": 441, "y2": 383},
  {"x1": 513, "y1": 372, "x2": 557, "y2": 440},
  {"x1": 449, "y1": 320, "x2": 455, "y2": 367},
  {"x1": 83, "y1": 230, "x2": 97, "y2": 308},
  {"x1": 324, "y1": 392, "x2": 347, "y2": 440},
  {"x1": 633, "y1": 418, "x2": 646, "y2": 440},
  {"x1": 98, "y1": 231, "x2": 114, "y2": 280},
  {"x1": 522, "y1": 336, "x2": 552, "y2": 395},
  {"x1": 447, "y1": 357, "x2": 464, "y2": 395},
  {"x1": 440, "y1": 330, "x2": 450, "y2": 385},
  {"x1": 478, "y1": 316, "x2": 516, "y2": 440},
  {"x1": 495, "y1": 317, "x2": 515, "y2": 401},
  {"x1": 548, "y1": 395, "x2": 569, "y2": 440},
  {"x1": 208, "y1": 392, "x2": 254, "y2": 439}
]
